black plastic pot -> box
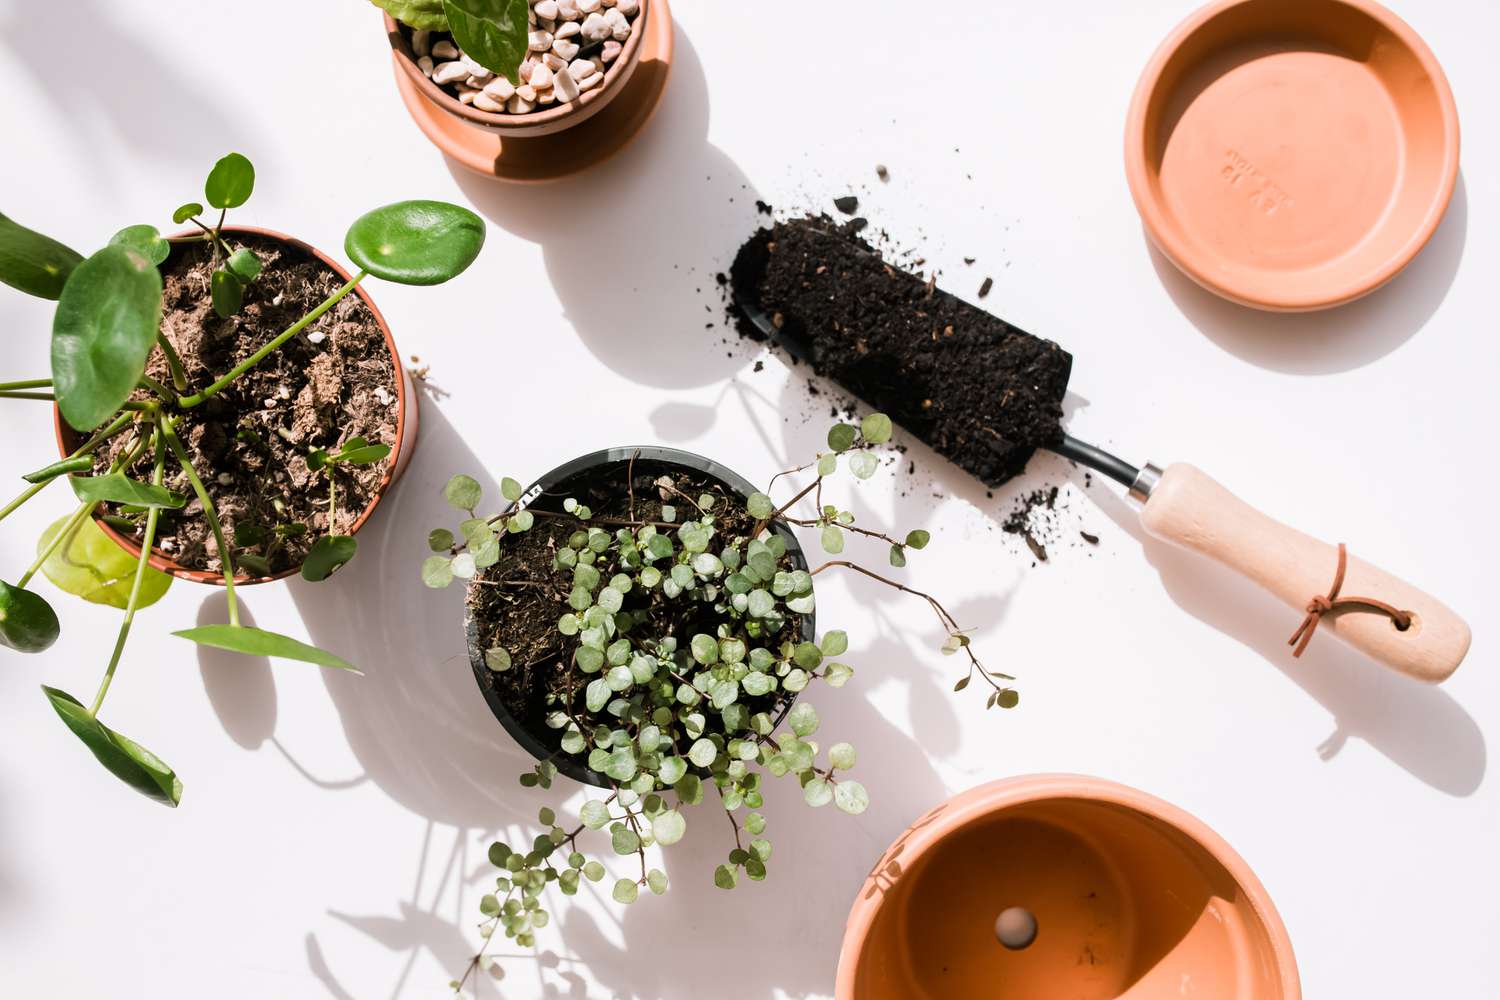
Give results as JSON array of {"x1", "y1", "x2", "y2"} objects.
[{"x1": 465, "y1": 446, "x2": 816, "y2": 788}]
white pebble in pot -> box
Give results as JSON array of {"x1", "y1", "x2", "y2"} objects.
[
  {"x1": 578, "y1": 0, "x2": 601, "y2": 12},
  {"x1": 581, "y1": 11, "x2": 610, "y2": 42},
  {"x1": 535, "y1": 0, "x2": 559, "y2": 17},
  {"x1": 432, "y1": 39, "x2": 458, "y2": 60},
  {"x1": 554, "y1": 66, "x2": 581, "y2": 101}
]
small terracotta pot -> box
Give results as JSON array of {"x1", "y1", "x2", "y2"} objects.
[
  {"x1": 54, "y1": 226, "x2": 419, "y2": 586},
  {"x1": 464, "y1": 446, "x2": 812, "y2": 788},
  {"x1": 386, "y1": 0, "x2": 652, "y2": 139},
  {"x1": 837, "y1": 775, "x2": 1300, "y2": 999}
]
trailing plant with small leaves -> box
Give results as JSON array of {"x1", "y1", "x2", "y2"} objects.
[
  {"x1": 423, "y1": 414, "x2": 1015, "y2": 991},
  {"x1": 0, "y1": 154, "x2": 486, "y2": 806}
]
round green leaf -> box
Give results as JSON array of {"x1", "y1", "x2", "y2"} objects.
[
  {"x1": 301, "y1": 534, "x2": 358, "y2": 581},
  {"x1": 651, "y1": 809, "x2": 687, "y2": 846},
  {"x1": 172, "y1": 202, "x2": 203, "y2": 225},
  {"x1": 820, "y1": 524, "x2": 844, "y2": 554},
  {"x1": 211, "y1": 267, "x2": 243, "y2": 318},
  {"x1": 849, "y1": 451, "x2": 879, "y2": 480},
  {"x1": 421, "y1": 554, "x2": 454, "y2": 588},
  {"x1": 829, "y1": 742, "x2": 857, "y2": 770},
  {"x1": 714, "y1": 864, "x2": 738, "y2": 890},
  {"x1": 657, "y1": 756, "x2": 687, "y2": 786},
  {"x1": 428, "y1": 528, "x2": 454, "y2": 552},
  {"x1": 647, "y1": 869, "x2": 669, "y2": 895},
  {"x1": 226, "y1": 247, "x2": 263, "y2": 282},
  {"x1": 746, "y1": 492, "x2": 775, "y2": 519},
  {"x1": 788, "y1": 702, "x2": 819, "y2": 737},
  {"x1": 860, "y1": 413, "x2": 893, "y2": 444},
  {"x1": 344, "y1": 200, "x2": 486, "y2": 286},
  {"x1": 803, "y1": 777, "x2": 833, "y2": 807},
  {"x1": 612, "y1": 878, "x2": 639, "y2": 904},
  {"x1": 204, "y1": 152, "x2": 255, "y2": 209},
  {"x1": 500, "y1": 476, "x2": 523, "y2": 502},
  {"x1": 0, "y1": 211, "x2": 83, "y2": 299},
  {"x1": 485, "y1": 646, "x2": 512, "y2": 672},
  {"x1": 444, "y1": 473, "x2": 482, "y2": 511},
  {"x1": 108, "y1": 225, "x2": 169, "y2": 266},
  {"x1": 820, "y1": 630, "x2": 849, "y2": 656},
  {"x1": 905, "y1": 529, "x2": 931, "y2": 550},
  {"x1": 834, "y1": 780, "x2": 870, "y2": 815},
  {"x1": 0, "y1": 580, "x2": 60, "y2": 653},
  {"x1": 688, "y1": 738, "x2": 717, "y2": 768},
  {"x1": 37, "y1": 515, "x2": 171, "y2": 610},
  {"x1": 52, "y1": 245, "x2": 163, "y2": 431},
  {"x1": 827, "y1": 424, "x2": 857, "y2": 452}
]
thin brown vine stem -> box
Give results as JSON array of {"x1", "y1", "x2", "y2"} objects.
[
  {"x1": 781, "y1": 515, "x2": 904, "y2": 549},
  {"x1": 627, "y1": 449, "x2": 638, "y2": 522},
  {"x1": 753, "y1": 477, "x2": 821, "y2": 538},
  {"x1": 717, "y1": 786, "x2": 745, "y2": 851}
]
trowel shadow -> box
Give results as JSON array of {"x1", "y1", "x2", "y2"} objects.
[
  {"x1": 1149, "y1": 172, "x2": 1468, "y2": 376},
  {"x1": 1084, "y1": 473, "x2": 1485, "y2": 797},
  {"x1": 448, "y1": 27, "x2": 760, "y2": 390}
]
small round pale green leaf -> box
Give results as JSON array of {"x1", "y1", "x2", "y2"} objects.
[
  {"x1": 444, "y1": 473, "x2": 482, "y2": 511},
  {"x1": 860, "y1": 413, "x2": 893, "y2": 444},
  {"x1": 580, "y1": 799, "x2": 611, "y2": 830},
  {"x1": 820, "y1": 524, "x2": 844, "y2": 554},
  {"x1": 204, "y1": 152, "x2": 255, "y2": 209},
  {"x1": 820, "y1": 630, "x2": 849, "y2": 656},
  {"x1": 688, "y1": 738, "x2": 717, "y2": 768},
  {"x1": 345, "y1": 200, "x2": 486, "y2": 286},
  {"x1": 500, "y1": 476, "x2": 523, "y2": 502},
  {"x1": 803, "y1": 778, "x2": 833, "y2": 808},
  {"x1": 651, "y1": 809, "x2": 687, "y2": 846},
  {"x1": 829, "y1": 742, "x2": 857, "y2": 770},
  {"x1": 485, "y1": 646, "x2": 512, "y2": 672},
  {"x1": 746, "y1": 492, "x2": 775, "y2": 519},
  {"x1": 428, "y1": 528, "x2": 454, "y2": 552},
  {"x1": 421, "y1": 555, "x2": 454, "y2": 588},
  {"x1": 834, "y1": 780, "x2": 870, "y2": 815},
  {"x1": 827, "y1": 424, "x2": 857, "y2": 452},
  {"x1": 905, "y1": 529, "x2": 931, "y2": 549},
  {"x1": 848, "y1": 451, "x2": 879, "y2": 480},
  {"x1": 788, "y1": 702, "x2": 819, "y2": 737},
  {"x1": 612, "y1": 878, "x2": 639, "y2": 904},
  {"x1": 647, "y1": 869, "x2": 669, "y2": 895},
  {"x1": 713, "y1": 864, "x2": 738, "y2": 890}
]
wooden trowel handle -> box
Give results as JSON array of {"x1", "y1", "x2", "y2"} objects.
[{"x1": 1137, "y1": 463, "x2": 1470, "y2": 683}]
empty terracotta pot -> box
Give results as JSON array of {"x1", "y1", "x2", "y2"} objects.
[{"x1": 837, "y1": 775, "x2": 1300, "y2": 999}]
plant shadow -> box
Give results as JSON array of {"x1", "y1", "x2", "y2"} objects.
[
  {"x1": 195, "y1": 594, "x2": 277, "y2": 750},
  {"x1": 1082, "y1": 470, "x2": 1485, "y2": 797},
  {"x1": 1147, "y1": 172, "x2": 1468, "y2": 376},
  {"x1": 448, "y1": 26, "x2": 758, "y2": 391}
]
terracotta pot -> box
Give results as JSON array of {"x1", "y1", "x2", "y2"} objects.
[
  {"x1": 385, "y1": 0, "x2": 652, "y2": 139},
  {"x1": 464, "y1": 446, "x2": 813, "y2": 788},
  {"x1": 1124, "y1": 0, "x2": 1460, "y2": 312},
  {"x1": 837, "y1": 775, "x2": 1300, "y2": 1000},
  {"x1": 54, "y1": 226, "x2": 419, "y2": 586}
]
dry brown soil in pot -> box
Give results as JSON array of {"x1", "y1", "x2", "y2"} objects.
[
  {"x1": 730, "y1": 215, "x2": 1073, "y2": 488},
  {"x1": 93, "y1": 234, "x2": 396, "y2": 575},
  {"x1": 467, "y1": 462, "x2": 803, "y2": 757}
]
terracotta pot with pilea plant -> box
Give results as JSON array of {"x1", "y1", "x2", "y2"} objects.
[
  {"x1": 0, "y1": 153, "x2": 486, "y2": 806},
  {"x1": 420, "y1": 414, "x2": 1018, "y2": 989}
]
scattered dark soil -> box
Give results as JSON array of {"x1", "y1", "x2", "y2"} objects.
[
  {"x1": 979, "y1": 276, "x2": 994, "y2": 298},
  {"x1": 730, "y1": 215, "x2": 1072, "y2": 487},
  {"x1": 93, "y1": 233, "x2": 395, "y2": 575},
  {"x1": 468, "y1": 458, "x2": 803, "y2": 758},
  {"x1": 833, "y1": 195, "x2": 860, "y2": 214}
]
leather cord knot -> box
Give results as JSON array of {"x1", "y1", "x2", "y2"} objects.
[{"x1": 1289, "y1": 544, "x2": 1413, "y2": 657}]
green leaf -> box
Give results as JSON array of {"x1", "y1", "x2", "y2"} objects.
[
  {"x1": 427, "y1": 528, "x2": 454, "y2": 551},
  {"x1": 657, "y1": 756, "x2": 687, "y2": 785},
  {"x1": 610, "y1": 825, "x2": 640, "y2": 855},
  {"x1": 172, "y1": 202, "x2": 203, "y2": 225},
  {"x1": 817, "y1": 453, "x2": 838, "y2": 477},
  {"x1": 37, "y1": 515, "x2": 170, "y2": 610},
  {"x1": 70, "y1": 473, "x2": 186, "y2": 509},
  {"x1": 746, "y1": 492, "x2": 775, "y2": 519},
  {"x1": 829, "y1": 742, "x2": 856, "y2": 770},
  {"x1": 211, "y1": 268, "x2": 243, "y2": 318},
  {"x1": 848, "y1": 451, "x2": 879, "y2": 480},
  {"x1": 336, "y1": 442, "x2": 391, "y2": 465},
  {"x1": 226, "y1": 247, "x2": 263, "y2": 282},
  {"x1": 583, "y1": 860, "x2": 606, "y2": 882},
  {"x1": 688, "y1": 738, "x2": 717, "y2": 768},
  {"x1": 300, "y1": 534, "x2": 357, "y2": 581},
  {"x1": 444, "y1": 473, "x2": 482, "y2": 510},
  {"x1": 580, "y1": 799, "x2": 611, "y2": 829},
  {"x1": 108, "y1": 225, "x2": 169, "y2": 266},
  {"x1": 442, "y1": 0, "x2": 529, "y2": 80},
  {"x1": 0, "y1": 211, "x2": 83, "y2": 299},
  {"x1": 0, "y1": 580, "x2": 60, "y2": 653},
  {"x1": 689, "y1": 634, "x2": 719, "y2": 665},
  {"x1": 421, "y1": 555, "x2": 454, "y2": 588},
  {"x1": 788, "y1": 702, "x2": 819, "y2": 737},
  {"x1": 714, "y1": 864, "x2": 738, "y2": 890},
  {"x1": 51, "y1": 245, "x2": 163, "y2": 431},
  {"x1": 820, "y1": 630, "x2": 849, "y2": 656},
  {"x1": 834, "y1": 780, "x2": 869, "y2": 815},
  {"x1": 371, "y1": 0, "x2": 449, "y2": 30},
  {"x1": 889, "y1": 544, "x2": 907, "y2": 568},
  {"x1": 820, "y1": 524, "x2": 844, "y2": 554},
  {"x1": 485, "y1": 646, "x2": 512, "y2": 672},
  {"x1": 344, "y1": 200, "x2": 486, "y2": 286},
  {"x1": 860, "y1": 413, "x2": 893, "y2": 444},
  {"x1": 42, "y1": 685, "x2": 180, "y2": 806},
  {"x1": 803, "y1": 777, "x2": 833, "y2": 807},
  {"x1": 647, "y1": 869, "x2": 669, "y2": 895},
  {"x1": 827, "y1": 424, "x2": 857, "y2": 452},
  {"x1": 905, "y1": 529, "x2": 931, "y2": 549},
  {"x1": 613, "y1": 878, "x2": 639, "y2": 904},
  {"x1": 500, "y1": 476, "x2": 523, "y2": 502},
  {"x1": 479, "y1": 893, "x2": 500, "y2": 916},
  {"x1": 998, "y1": 688, "x2": 1020, "y2": 709},
  {"x1": 173, "y1": 624, "x2": 360, "y2": 672},
  {"x1": 603, "y1": 749, "x2": 637, "y2": 782},
  {"x1": 746, "y1": 589, "x2": 775, "y2": 618},
  {"x1": 651, "y1": 809, "x2": 686, "y2": 846},
  {"x1": 204, "y1": 152, "x2": 255, "y2": 209},
  {"x1": 22, "y1": 455, "x2": 94, "y2": 484}
]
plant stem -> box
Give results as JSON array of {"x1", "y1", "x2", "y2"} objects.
[
  {"x1": 156, "y1": 333, "x2": 190, "y2": 392},
  {"x1": 16, "y1": 426, "x2": 151, "y2": 588},
  {"x1": 0, "y1": 412, "x2": 135, "y2": 527},
  {"x1": 0, "y1": 378, "x2": 51, "y2": 391},
  {"x1": 0, "y1": 390, "x2": 54, "y2": 401},
  {"x1": 176, "y1": 271, "x2": 366, "y2": 408},
  {"x1": 160, "y1": 414, "x2": 239, "y2": 625},
  {"x1": 89, "y1": 427, "x2": 168, "y2": 717},
  {"x1": 138, "y1": 374, "x2": 176, "y2": 404}
]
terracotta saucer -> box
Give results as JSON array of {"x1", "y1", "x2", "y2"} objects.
[
  {"x1": 1125, "y1": 0, "x2": 1459, "y2": 312},
  {"x1": 391, "y1": 0, "x2": 674, "y2": 184}
]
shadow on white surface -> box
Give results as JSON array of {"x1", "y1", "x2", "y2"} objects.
[
  {"x1": 196, "y1": 595, "x2": 277, "y2": 750},
  {"x1": 1148, "y1": 172, "x2": 1468, "y2": 376},
  {"x1": 1084, "y1": 471, "x2": 1485, "y2": 797},
  {"x1": 0, "y1": 0, "x2": 268, "y2": 176},
  {"x1": 448, "y1": 28, "x2": 760, "y2": 391}
]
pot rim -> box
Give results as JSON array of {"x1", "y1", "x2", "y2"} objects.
[
  {"x1": 384, "y1": 0, "x2": 651, "y2": 133},
  {"x1": 835, "y1": 773, "x2": 1301, "y2": 999},
  {"x1": 464, "y1": 445, "x2": 814, "y2": 789},
  {"x1": 53, "y1": 224, "x2": 414, "y2": 586},
  {"x1": 1122, "y1": 0, "x2": 1460, "y2": 312}
]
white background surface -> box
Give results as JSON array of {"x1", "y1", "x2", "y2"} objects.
[{"x1": 1, "y1": 1, "x2": 1495, "y2": 997}]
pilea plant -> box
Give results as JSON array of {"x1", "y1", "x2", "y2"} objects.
[
  {"x1": 422, "y1": 414, "x2": 1017, "y2": 990},
  {"x1": 375, "y1": 0, "x2": 530, "y2": 81},
  {"x1": 0, "y1": 153, "x2": 486, "y2": 806}
]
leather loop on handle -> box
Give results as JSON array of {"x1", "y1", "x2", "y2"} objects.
[{"x1": 1138, "y1": 464, "x2": 1470, "y2": 683}]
